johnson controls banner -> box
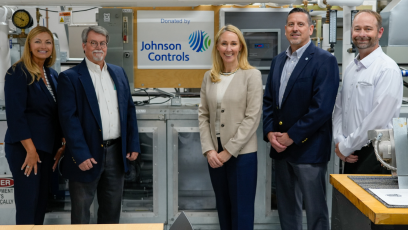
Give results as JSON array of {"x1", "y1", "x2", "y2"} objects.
[{"x1": 137, "y1": 11, "x2": 214, "y2": 69}]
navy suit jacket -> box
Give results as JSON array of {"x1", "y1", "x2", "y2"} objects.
[
  {"x1": 263, "y1": 42, "x2": 339, "y2": 164},
  {"x1": 5, "y1": 62, "x2": 61, "y2": 154},
  {"x1": 58, "y1": 59, "x2": 140, "y2": 183}
]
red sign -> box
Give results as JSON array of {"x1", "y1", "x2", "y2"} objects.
[
  {"x1": 59, "y1": 12, "x2": 71, "y2": 17},
  {"x1": 0, "y1": 178, "x2": 14, "y2": 187}
]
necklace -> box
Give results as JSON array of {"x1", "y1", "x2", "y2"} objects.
[{"x1": 220, "y1": 67, "x2": 239, "y2": 76}]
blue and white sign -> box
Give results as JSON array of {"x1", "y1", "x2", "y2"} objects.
[{"x1": 137, "y1": 11, "x2": 214, "y2": 69}]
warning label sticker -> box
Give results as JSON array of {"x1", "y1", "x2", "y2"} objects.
[
  {"x1": 59, "y1": 11, "x2": 71, "y2": 24},
  {"x1": 0, "y1": 177, "x2": 14, "y2": 208}
]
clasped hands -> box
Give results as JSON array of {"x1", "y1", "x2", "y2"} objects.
[
  {"x1": 335, "y1": 143, "x2": 358, "y2": 163},
  {"x1": 267, "y1": 132, "x2": 294, "y2": 153},
  {"x1": 207, "y1": 149, "x2": 232, "y2": 169},
  {"x1": 78, "y1": 152, "x2": 139, "y2": 171}
]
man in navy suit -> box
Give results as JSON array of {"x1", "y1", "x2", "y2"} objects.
[
  {"x1": 263, "y1": 8, "x2": 339, "y2": 230},
  {"x1": 58, "y1": 26, "x2": 140, "y2": 224}
]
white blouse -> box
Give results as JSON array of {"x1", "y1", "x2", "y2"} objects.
[{"x1": 215, "y1": 73, "x2": 235, "y2": 137}]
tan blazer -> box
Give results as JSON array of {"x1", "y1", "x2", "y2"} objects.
[{"x1": 198, "y1": 68, "x2": 263, "y2": 157}]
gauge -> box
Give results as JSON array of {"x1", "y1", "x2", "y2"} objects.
[
  {"x1": 12, "y1": 9, "x2": 33, "y2": 30},
  {"x1": 329, "y1": 10, "x2": 337, "y2": 44}
]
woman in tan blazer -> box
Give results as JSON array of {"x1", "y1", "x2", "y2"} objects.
[{"x1": 198, "y1": 25, "x2": 263, "y2": 230}]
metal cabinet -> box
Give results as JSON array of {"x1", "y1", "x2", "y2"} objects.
[
  {"x1": 167, "y1": 107, "x2": 219, "y2": 229},
  {"x1": 120, "y1": 116, "x2": 167, "y2": 224}
]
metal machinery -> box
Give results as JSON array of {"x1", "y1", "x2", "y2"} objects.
[
  {"x1": 97, "y1": 8, "x2": 134, "y2": 88},
  {"x1": 241, "y1": 29, "x2": 281, "y2": 71},
  {"x1": 380, "y1": 0, "x2": 408, "y2": 65},
  {"x1": 220, "y1": 8, "x2": 291, "y2": 85},
  {"x1": 367, "y1": 118, "x2": 408, "y2": 189}
]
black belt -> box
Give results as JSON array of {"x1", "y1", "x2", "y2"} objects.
[{"x1": 103, "y1": 138, "x2": 120, "y2": 148}]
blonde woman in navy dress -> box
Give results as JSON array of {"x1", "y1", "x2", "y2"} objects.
[{"x1": 4, "y1": 26, "x2": 64, "y2": 225}]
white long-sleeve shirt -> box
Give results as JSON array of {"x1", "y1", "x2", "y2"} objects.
[
  {"x1": 332, "y1": 46, "x2": 402, "y2": 157},
  {"x1": 85, "y1": 57, "x2": 121, "y2": 141}
]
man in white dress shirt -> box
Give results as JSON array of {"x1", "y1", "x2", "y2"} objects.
[
  {"x1": 58, "y1": 26, "x2": 140, "y2": 224},
  {"x1": 333, "y1": 10, "x2": 402, "y2": 174}
]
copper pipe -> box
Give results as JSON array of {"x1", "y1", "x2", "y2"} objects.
[
  {"x1": 303, "y1": 0, "x2": 308, "y2": 11},
  {"x1": 46, "y1": 8, "x2": 49, "y2": 28},
  {"x1": 325, "y1": 4, "x2": 332, "y2": 23},
  {"x1": 36, "y1": 8, "x2": 42, "y2": 27}
]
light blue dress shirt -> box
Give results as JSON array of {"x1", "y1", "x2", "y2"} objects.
[{"x1": 279, "y1": 40, "x2": 311, "y2": 107}]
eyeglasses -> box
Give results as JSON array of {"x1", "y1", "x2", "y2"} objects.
[{"x1": 87, "y1": 40, "x2": 108, "y2": 48}]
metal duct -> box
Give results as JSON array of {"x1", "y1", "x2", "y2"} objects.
[
  {"x1": 380, "y1": 0, "x2": 408, "y2": 46},
  {"x1": 0, "y1": 0, "x2": 289, "y2": 7},
  {"x1": 0, "y1": 0, "x2": 299, "y2": 6},
  {"x1": 326, "y1": 0, "x2": 364, "y2": 6}
]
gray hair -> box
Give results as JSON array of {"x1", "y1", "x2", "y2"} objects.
[{"x1": 81, "y1": 26, "x2": 110, "y2": 44}]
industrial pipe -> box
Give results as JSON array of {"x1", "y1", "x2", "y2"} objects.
[
  {"x1": 0, "y1": 6, "x2": 13, "y2": 101},
  {"x1": 317, "y1": 0, "x2": 326, "y2": 8},
  {"x1": 326, "y1": 0, "x2": 364, "y2": 6}
]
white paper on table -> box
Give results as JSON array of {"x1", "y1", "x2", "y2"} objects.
[{"x1": 369, "y1": 189, "x2": 408, "y2": 206}]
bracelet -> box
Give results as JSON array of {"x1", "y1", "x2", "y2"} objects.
[{"x1": 62, "y1": 142, "x2": 66, "y2": 146}]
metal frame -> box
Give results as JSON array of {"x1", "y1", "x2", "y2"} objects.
[
  {"x1": 120, "y1": 120, "x2": 167, "y2": 223},
  {"x1": 167, "y1": 120, "x2": 219, "y2": 229}
]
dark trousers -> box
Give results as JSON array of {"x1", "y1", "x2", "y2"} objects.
[
  {"x1": 5, "y1": 143, "x2": 53, "y2": 225},
  {"x1": 69, "y1": 142, "x2": 125, "y2": 224},
  {"x1": 275, "y1": 158, "x2": 329, "y2": 230},
  {"x1": 344, "y1": 145, "x2": 391, "y2": 174},
  {"x1": 208, "y1": 138, "x2": 257, "y2": 230}
]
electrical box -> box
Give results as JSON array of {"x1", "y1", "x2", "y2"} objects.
[
  {"x1": 241, "y1": 29, "x2": 281, "y2": 70},
  {"x1": 97, "y1": 8, "x2": 134, "y2": 89}
]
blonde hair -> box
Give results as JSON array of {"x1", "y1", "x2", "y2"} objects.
[
  {"x1": 210, "y1": 25, "x2": 254, "y2": 83},
  {"x1": 12, "y1": 26, "x2": 56, "y2": 84}
]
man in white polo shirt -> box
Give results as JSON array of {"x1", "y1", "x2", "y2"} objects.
[
  {"x1": 333, "y1": 10, "x2": 402, "y2": 174},
  {"x1": 58, "y1": 26, "x2": 140, "y2": 224}
]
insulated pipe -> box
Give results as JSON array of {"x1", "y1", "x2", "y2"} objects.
[
  {"x1": 322, "y1": 23, "x2": 332, "y2": 54},
  {"x1": 0, "y1": 6, "x2": 12, "y2": 101},
  {"x1": 342, "y1": 5, "x2": 356, "y2": 75},
  {"x1": 326, "y1": 0, "x2": 364, "y2": 6},
  {"x1": 317, "y1": 0, "x2": 326, "y2": 8},
  {"x1": 268, "y1": 0, "x2": 297, "y2": 3}
]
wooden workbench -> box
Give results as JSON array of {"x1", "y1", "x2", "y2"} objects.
[
  {"x1": 330, "y1": 174, "x2": 408, "y2": 229},
  {"x1": 0, "y1": 224, "x2": 164, "y2": 230}
]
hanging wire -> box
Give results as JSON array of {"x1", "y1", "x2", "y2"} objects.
[{"x1": 38, "y1": 7, "x2": 99, "y2": 13}]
